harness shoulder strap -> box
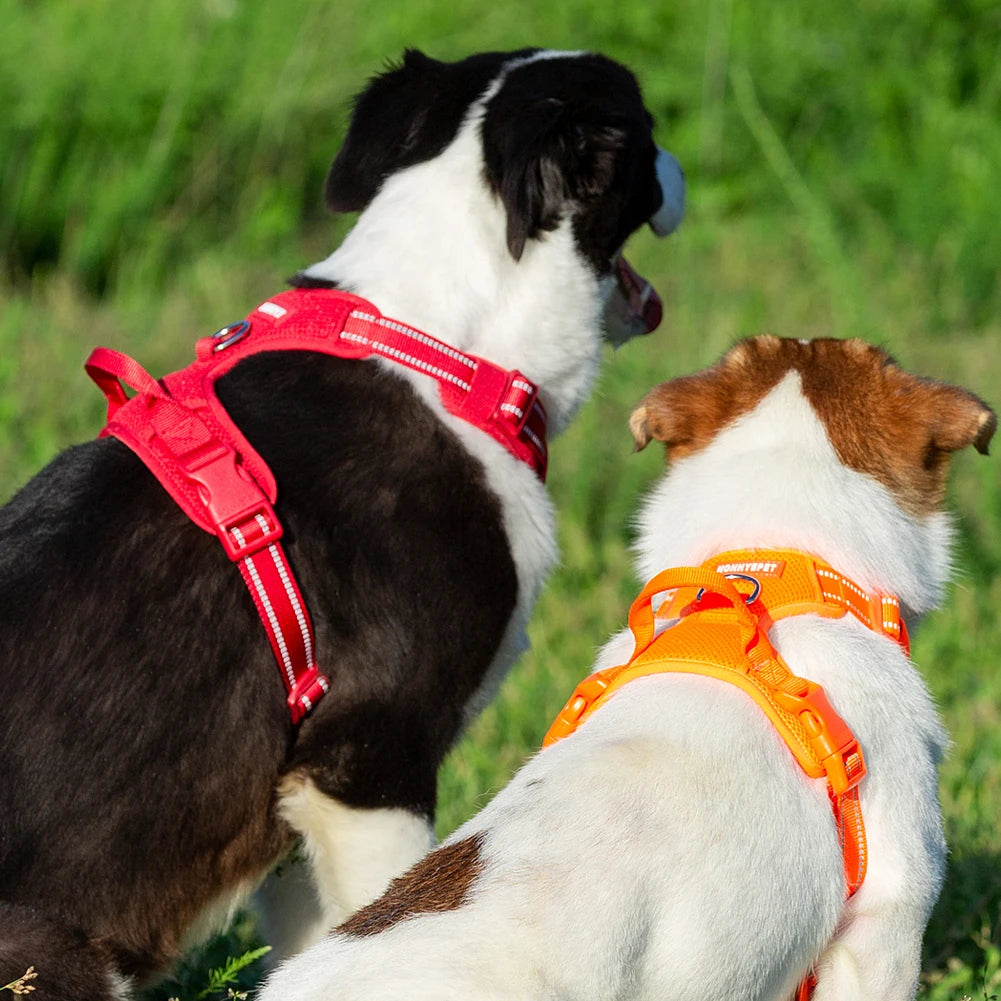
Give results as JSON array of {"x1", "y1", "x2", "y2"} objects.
[
  {"x1": 86, "y1": 344, "x2": 327, "y2": 724},
  {"x1": 86, "y1": 288, "x2": 551, "y2": 725},
  {"x1": 544, "y1": 567, "x2": 868, "y2": 896}
]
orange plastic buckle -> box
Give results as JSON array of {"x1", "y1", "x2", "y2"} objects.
[
  {"x1": 774, "y1": 682, "x2": 866, "y2": 795},
  {"x1": 543, "y1": 672, "x2": 611, "y2": 747}
]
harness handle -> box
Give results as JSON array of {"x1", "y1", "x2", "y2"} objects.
[
  {"x1": 628, "y1": 567, "x2": 762, "y2": 658},
  {"x1": 86, "y1": 347, "x2": 170, "y2": 421}
]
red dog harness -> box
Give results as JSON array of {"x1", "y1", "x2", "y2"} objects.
[
  {"x1": 545, "y1": 549, "x2": 910, "y2": 999},
  {"x1": 86, "y1": 287, "x2": 548, "y2": 724}
]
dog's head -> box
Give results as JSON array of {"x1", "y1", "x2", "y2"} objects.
[
  {"x1": 324, "y1": 49, "x2": 684, "y2": 344},
  {"x1": 631, "y1": 336, "x2": 996, "y2": 516}
]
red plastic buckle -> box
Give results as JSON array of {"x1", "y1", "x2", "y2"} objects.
[
  {"x1": 287, "y1": 667, "x2": 331, "y2": 725},
  {"x1": 218, "y1": 507, "x2": 283, "y2": 561},
  {"x1": 181, "y1": 447, "x2": 283, "y2": 560}
]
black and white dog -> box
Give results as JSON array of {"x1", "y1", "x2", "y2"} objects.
[{"x1": 0, "y1": 49, "x2": 683, "y2": 998}]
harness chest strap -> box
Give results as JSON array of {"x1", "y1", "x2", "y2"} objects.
[
  {"x1": 544, "y1": 551, "x2": 910, "y2": 997},
  {"x1": 86, "y1": 287, "x2": 550, "y2": 724}
]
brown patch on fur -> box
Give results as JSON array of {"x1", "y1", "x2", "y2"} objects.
[
  {"x1": 340, "y1": 833, "x2": 485, "y2": 937},
  {"x1": 631, "y1": 336, "x2": 996, "y2": 515}
]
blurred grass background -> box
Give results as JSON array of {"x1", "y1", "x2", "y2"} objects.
[{"x1": 2, "y1": 0, "x2": 999, "y2": 997}]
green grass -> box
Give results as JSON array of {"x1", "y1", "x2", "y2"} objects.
[{"x1": 1, "y1": 0, "x2": 1000, "y2": 997}]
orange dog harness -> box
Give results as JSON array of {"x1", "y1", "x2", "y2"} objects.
[{"x1": 544, "y1": 549, "x2": 910, "y2": 998}]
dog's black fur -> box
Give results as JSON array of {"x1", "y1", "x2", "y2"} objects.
[
  {"x1": 0, "y1": 357, "x2": 515, "y2": 977},
  {"x1": 0, "y1": 48, "x2": 675, "y2": 999}
]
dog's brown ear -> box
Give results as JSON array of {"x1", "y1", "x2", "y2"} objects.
[
  {"x1": 926, "y1": 384, "x2": 997, "y2": 456},
  {"x1": 629, "y1": 373, "x2": 732, "y2": 458},
  {"x1": 628, "y1": 401, "x2": 656, "y2": 451},
  {"x1": 852, "y1": 369, "x2": 998, "y2": 515},
  {"x1": 629, "y1": 340, "x2": 790, "y2": 459}
]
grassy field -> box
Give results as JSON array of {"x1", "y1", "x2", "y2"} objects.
[{"x1": 2, "y1": 0, "x2": 1000, "y2": 997}]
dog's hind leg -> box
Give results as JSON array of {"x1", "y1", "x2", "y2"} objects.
[
  {"x1": 254, "y1": 854, "x2": 327, "y2": 962},
  {"x1": 0, "y1": 902, "x2": 129, "y2": 1001},
  {"x1": 257, "y1": 777, "x2": 435, "y2": 958},
  {"x1": 808, "y1": 907, "x2": 929, "y2": 1001}
]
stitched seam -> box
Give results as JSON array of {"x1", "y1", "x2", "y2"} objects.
[
  {"x1": 234, "y1": 527, "x2": 296, "y2": 689},
  {"x1": 350, "y1": 311, "x2": 475, "y2": 367},
  {"x1": 341, "y1": 331, "x2": 472, "y2": 391},
  {"x1": 258, "y1": 515, "x2": 314, "y2": 668},
  {"x1": 263, "y1": 537, "x2": 316, "y2": 670}
]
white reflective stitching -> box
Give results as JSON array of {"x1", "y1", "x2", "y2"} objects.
[
  {"x1": 881, "y1": 597, "x2": 900, "y2": 633},
  {"x1": 263, "y1": 532, "x2": 315, "y2": 669},
  {"x1": 233, "y1": 527, "x2": 296, "y2": 689},
  {"x1": 350, "y1": 311, "x2": 476, "y2": 368},
  {"x1": 381, "y1": 347, "x2": 471, "y2": 390},
  {"x1": 341, "y1": 329, "x2": 471, "y2": 391},
  {"x1": 345, "y1": 312, "x2": 545, "y2": 468}
]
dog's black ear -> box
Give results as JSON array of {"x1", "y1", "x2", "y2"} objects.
[
  {"x1": 325, "y1": 50, "x2": 513, "y2": 215},
  {"x1": 325, "y1": 50, "x2": 444, "y2": 213},
  {"x1": 485, "y1": 97, "x2": 628, "y2": 260}
]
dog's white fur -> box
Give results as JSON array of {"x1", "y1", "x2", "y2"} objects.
[
  {"x1": 260, "y1": 367, "x2": 953, "y2": 1001},
  {"x1": 255, "y1": 50, "x2": 685, "y2": 955}
]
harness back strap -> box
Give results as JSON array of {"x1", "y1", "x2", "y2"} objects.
[{"x1": 86, "y1": 288, "x2": 549, "y2": 724}]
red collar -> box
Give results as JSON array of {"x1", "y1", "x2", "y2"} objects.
[{"x1": 86, "y1": 288, "x2": 549, "y2": 723}]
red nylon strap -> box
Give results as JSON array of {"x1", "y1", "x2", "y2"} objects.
[
  {"x1": 85, "y1": 347, "x2": 327, "y2": 724},
  {"x1": 233, "y1": 521, "x2": 329, "y2": 724},
  {"x1": 339, "y1": 304, "x2": 547, "y2": 478},
  {"x1": 86, "y1": 288, "x2": 549, "y2": 725}
]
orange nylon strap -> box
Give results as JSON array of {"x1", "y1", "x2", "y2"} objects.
[
  {"x1": 543, "y1": 550, "x2": 904, "y2": 998},
  {"x1": 695, "y1": 549, "x2": 909, "y2": 655},
  {"x1": 544, "y1": 554, "x2": 892, "y2": 883}
]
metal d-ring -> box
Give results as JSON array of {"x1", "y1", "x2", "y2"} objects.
[
  {"x1": 212, "y1": 320, "x2": 251, "y2": 352},
  {"x1": 696, "y1": 573, "x2": 761, "y2": 606}
]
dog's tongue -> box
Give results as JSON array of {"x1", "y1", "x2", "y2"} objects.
[{"x1": 616, "y1": 256, "x2": 663, "y2": 334}]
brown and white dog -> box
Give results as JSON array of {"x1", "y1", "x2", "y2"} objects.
[
  {"x1": 259, "y1": 336, "x2": 994, "y2": 1001},
  {"x1": 0, "y1": 49, "x2": 684, "y2": 998}
]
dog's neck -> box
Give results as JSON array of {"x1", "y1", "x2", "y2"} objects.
[
  {"x1": 634, "y1": 373, "x2": 953, "y2": 619},
  {"x1": 299, "y1": 111, "x2": 607, "y2": 436}
]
